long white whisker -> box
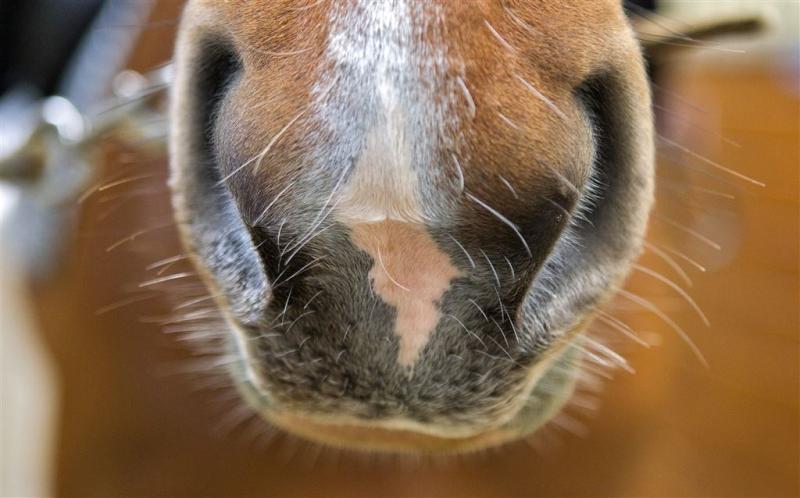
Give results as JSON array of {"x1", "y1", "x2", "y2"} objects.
[
  {"x1": 283, "y1": 222, "x2": 336, "y2": 266},
  {"x1": 139, "y1": 272, "x2": 195, "y2": 288},
  {"x1": 218, "y1": 109, "x2": 306, "y2": 185},
  {"x1": 175, "y1": 294, "x2": 218, "y2": 310},
  {"x1": 95, "y1": 293, "x2": 160, "y2": 315},
  {"x1": 484, "y1": 19, "x2": 517, "y2": 53},
  {"x1": 648, "y1": 241, "x2": 707, "y2": 273},
  {"x1": 632, "y1": 263, "x2": 710, "y2": 327},
  {"x1": 466, "y1": 192, "x2": 532, "y2": 257},
  {"x1": 498, "y1": 175, "x2": 519, "y2": 199},
  {"x1": 273, "y1": 255, "x2": 327, "y2": 289},
  {"x1": 98, "y1": 173, "x2": 157, "y2": 192},
  {"x1": 282, "y1": 165, "x2": 350, "y2": 262},
  {"x1": 468, "y1": 299, "x2": 489, "y2": 321},
  {"x1": 642, "y1": 241, "x2": 692, "y2": 287},
  {"x1": 616, "y1": 289, "x2": 708, "y2": 368},
  {"x1": 655, "y1": 215, "x2": 722, "y2": 251},
  {"x1": 106, "y1": 222, "x2": 175, "y2": 252},
  {"x1": 545, "y1": 165, "x2": 582, "y2": 197},
  {"x1": 497, "y1": 111, "x2": 521, "y2": 130},
  {"x1": 285, "y1": 311, "x2": 316, "y2": 334},
  {"x1": 276, "y1": 288, "x2": 293, "y2": 324},
  {"x1": 504, "y1": 256, "x2": 516, "y2": 280},
  {"x1": 594, "y1": 310, "x2": 649, "y2": 348},
  {"x1": 515, "y1": 74, "x2": 567, "y2": 121},
  {"x1": 452, "y1": 153, "x2": 466, "y2": 192},
  {"x1": 446, "y1": 314, "x2": 487, "y2": 348},
  {"x1": 502, "y1": 2, "x2": 537, "y2": 35},
  {"x1": 584, "y1": 337, "x2": 634, "y2": 374},
  {"x1": 448, "y1": 234, "x2": 475, "y2": 269},
  {"x1": 304, "y1": 290, "x2": 324, "y2": 310},
  {"x1": 659, "y1": 135, "x2": 765, "y2": 187},
  {"x1": 146, "y1": 254, "x2": 189, "y2": 271},
  {"x1": 481, "y1": 250, "x2": 501, "y2": 288},
  {"x1": 377, "y1": 249, "x2": 411, "y2": 292},
  {"x1": 253, "y1": 182, "x2": 293, "y2": 225},
  {"x1": 455, "y1": 77, "x2": 476, "y2": 119}
]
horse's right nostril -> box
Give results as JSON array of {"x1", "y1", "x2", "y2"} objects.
[
  {"x1": 170, "y1": 32, "x2": 266, "y2": 325},
  {"x1": 188, "y1": 37, "x2": 242, "y2": 182}
]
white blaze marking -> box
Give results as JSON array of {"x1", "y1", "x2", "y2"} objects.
[
  {"x1": 315, "y1": 1, "x2": 462, "y2": 366},
  {"x1": 316, "y1": 0, "x2": 457, "y2": 223}
]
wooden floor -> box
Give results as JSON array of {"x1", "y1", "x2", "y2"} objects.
[{"x1": 29, "y1": 5, "x2": 799, "y2": 497}]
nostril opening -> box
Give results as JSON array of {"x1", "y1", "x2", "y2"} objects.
[
  {"x1": 525, "y1": 69, "x2": 653, "y2": 320},
  {"x1": 175, "y1": 33, "x2": 245, "y2": 220},
  {"x1": 572, "y1": 72, "x2": 646, "y2": 254},
  {"x1": 574, "y1": 75, "x2": 613, "y2": 232},
  {"x1": 171, "y1": 33, "x2": 267, "y2": 323},
  {"x1": 189, "y1": 37, "x2": 242, "y2": 185}
]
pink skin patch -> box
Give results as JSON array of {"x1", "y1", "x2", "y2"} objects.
[{"x1": 350, "y1": 221, "x2": 462, "y2": 367}]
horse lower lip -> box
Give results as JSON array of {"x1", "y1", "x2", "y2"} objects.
[
  {"x1": 226, "y1": 324, "x2": 586, "y2": 452},
  {"x1": 262, "y1": 411, "x2": 519, "y2": 454}
]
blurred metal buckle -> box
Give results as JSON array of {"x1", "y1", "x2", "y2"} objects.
[{"x1": 0, "y1": 65, "x2": 170, "y2": 275}]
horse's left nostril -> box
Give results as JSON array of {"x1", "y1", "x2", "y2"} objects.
[{"x1": 571, "y1": 71, "x2": 653, "y2": 251}]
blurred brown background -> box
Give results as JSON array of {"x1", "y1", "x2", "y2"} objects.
[{"x1": 19, "y1": 1, "x2": 800, "y2": 497}]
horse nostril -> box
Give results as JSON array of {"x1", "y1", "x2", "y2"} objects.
[
  {"x1": 170, "y1": 33, "x2": 266, "y2": 325},
  {"x1": 573, "y1": 72, "x2": 652, "y2": 248},
  {"x1": 573, "y1": 77, "x2": 613, "y2": 231},
  {"x1": 523, "y1": 69, "x2": 654, "y2": 334},
  {"x1": 190, "y1": 37, "x2": 242, "y2": 180}
]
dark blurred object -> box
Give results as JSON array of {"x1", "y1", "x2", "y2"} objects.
[
  {"x1": 0, "y1": 0, "x2": 162, "y2": 280},
  {"x1": 1, "y1": 0, "x2": 156, "y2": 110},
  {"x1": 0, "y1": 0, "x2": 104, "y2": 96},
  {"x1": 626, "y1": 0, "x2": 657, "y2": 12}
]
